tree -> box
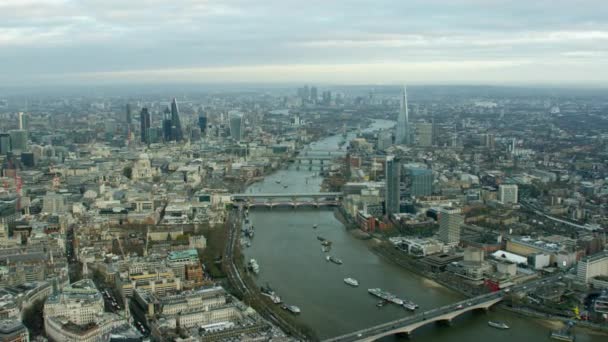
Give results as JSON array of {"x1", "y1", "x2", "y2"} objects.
[{"x1": 122, "y1": 166, "x2": 133, "y2": 179}]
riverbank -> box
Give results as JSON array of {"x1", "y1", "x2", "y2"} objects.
[
  {"x1": 223, "y1": 210, "x2": 316, "y2": 341},
  {"x1": 356, "y1": 227, "x2": 608, "y2": 336}
]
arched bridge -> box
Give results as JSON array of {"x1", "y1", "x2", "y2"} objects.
[
  {"x1": 231, "y1": 192, "x2": 343, "y2": 209},
  {"x1": 324, "y1": 275, "x2": 561, "y2": 342}
]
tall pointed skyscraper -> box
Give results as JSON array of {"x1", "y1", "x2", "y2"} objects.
[
  {"x1": 170, "y1": 98, "x2": 184, "y2": 141},
  {"x1": 140, "y1": 107, "x2": 151, "y2": 144},
  {"x1": 396, "y1": 86, "x2": 411, "y2": 145}
]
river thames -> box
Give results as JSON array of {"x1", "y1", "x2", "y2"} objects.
[{"x1": 243, "y1": 120, "x2": 604, "y2": 341}]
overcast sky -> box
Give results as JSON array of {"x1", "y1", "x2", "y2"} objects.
[{"x1": 1, "y1": 0, "x2": 607, "y2": 86}]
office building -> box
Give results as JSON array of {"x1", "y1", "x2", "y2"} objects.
[
  {"x1": 395, "y1": 86, "x2": 411, "y2": 145},
  {"x1": 18, "y1": 112, "x2": 27, "y2": 131},
  {"x1": 322, "y1": 90, "x2": 332, "y2": 105},
  {"x1": 44, "y1": 279, "x2": 132, "y2": 342},
  {"x1": 577, "y1": 251, "x2": 608, "y2": 284},
  {"x1": 140, "y1": 107, "x2": 151, "y2": 144},
  {"x1": 406, "y1": 167, "x2": 433, "y2": 197},
  {"x1": 310, "y1": 86, "x2": 318, "y2": 103},
  {"x1": 229, "y1": 112, "x2": 243, "y2": 141},
  {"x1": 170, "y1": 98, "x2": 184, "y2": 141},
  {"x1": 162, "y1": 107, "x2": 173, "y2": 141},
  {"x1": 0, "y1": 133, "x2": 10, "y2": 155},
  {"x1": 385, "y1": 155, "x2": 400, "y2": 216},
  {"x1": 125, "y1": 103, "x2": 132, "y2": 124},
  {"x1": 198, "y1": 112, "x2": 207, "y2": 135},
  {"x1": 0, "y1": 319, "x2": 29, "y2": 342},
  {"x1": 438, "y1": 207, "x2": 463, "y2": 246},
  {"x1": 416, "y1": 122, "x2": 434, "y2": 147},
  {"x1": 499, "y1": 184, "x2": 518, "y2": 204},
  {"x1": 8, "y1": 130, "x2": 27, "y2": 152}
]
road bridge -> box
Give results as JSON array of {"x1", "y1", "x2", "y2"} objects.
[
  {"x1": 324, "y1": 275, "x2": 561, "y2": 342},
  {"x1": 231, "y1": 192, "x2": 343, "y2": 209}
]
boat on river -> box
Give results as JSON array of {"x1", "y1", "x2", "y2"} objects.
[
  {"x1": 488, "y1": 321, "x2": 509, "y2": 329},
  {"x1": 368, "y1": 288, "x2": 404, "y2": 305},
  {"x1": 248, "y1": 259, "x2": 259, "y2": 274},
  {"x1": 344, "y1": 278, "x2": 359, "y2": 287},
  {"x1": 402, "y1": 300, "x2": 418, "y2": 311},
  {"x1": 282, "y1": 305, "x2": 301, "y2": 314}
]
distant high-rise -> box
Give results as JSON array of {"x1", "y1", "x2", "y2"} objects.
[
  {"x1": 162, "y1": 107, "x2": 172, "y2": 142},
  {"x1": 140, "y1": 107, "x2": 151, "y2": 144},
  {"x1": 385, "y1": 155, "x2": 401, "y2": 216},
  {"x1": 170, "y1": 98, "x2": 184, "y2": 141},
  {"x1": 406, "y1": 167, "x2": 433, "y2": 197},
  {"x1": 438, "y1": 207, "x2": 463, "y2": 246},
  {"x1": 9, "y1": 130, "x2": 27, "y2": 152},
  {"x1": 416, "y1": 122, "x2": 433, "y2": 147},
  {"x1": 18, "y1": 112, "x2": 26, "y2": 130},
  {"x1": 198, "y1": 112, "x2": 207, "y2": 135},
  {"x1": 126, "y1": 104, "x2": 132, "y2": 124},
  {"x1": 310, "y1": 86, "x2": 318, "y2": 103},
  {"x1": 0, "y1": 133, "x2": 11, "y2": 155},
  {"x1": 499, "y1": 184, "x2": 518, "y2": 204},
  {"x1": 395, "y1": 86, "x2": 411, "y2": 145},
  {"x1": 229, "y1": 112, "x2": 243, "y2": 141},
  {"x1": 322, "y1": 90, "x2": 332, "y2": 105}
]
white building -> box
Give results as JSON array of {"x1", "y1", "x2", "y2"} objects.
[
  {"x1": 577, "y1": 251, "x2": 608, "y2": 285},
  {"x1": 42, "y1": 192, "x2": 67, "y2": 214},
  {"x1": 499, "y1": 184, "x2": 518, "y2": 204},
  {"x1": 438, "y1": 207, "x2": 463, "y2": 246}
]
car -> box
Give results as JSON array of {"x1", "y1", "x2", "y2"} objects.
[
  {"x1": 357, "y1": 333, "x2": 362, "y2": 337},
  {"x1": 456, "y1": 304, "x2": 463, "y2": 309},
  {"x1": 467, "y1": 302, "x2": 472, "y2": 306}
]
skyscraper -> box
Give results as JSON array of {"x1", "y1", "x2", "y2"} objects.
[
  {"x1": 170, "y1": 98, "x2": 184, "y2": 141},
  {"x1": 395, "y1": 86, "x2": 411, "y2": 145},
  {"x1": 140, "y1": 107, "x2": 151, "y2": 144},
  {"x1": 229, "y1": 112, "x2": 243, "y2": 141},
  {"x1": 126, "y1": 103, "x2": 132, "y2": 124},
  {"x1": 9, "y1": 130, "x2": 27, "y2": 152},
  {"x1": 0, "y1": 133, "x2": 11, "y2": 155},
  {"x1": 198, "y1": 112, "x2": 207, "y2": 135},
  {"x1": 438, "y1": 207, "x2": 463, "y2": 246},
  {"x1": 406, "y1": 167, "x2": 433, "y2": 197},
  {"x1": 162, "y1": 107, "x2": 173, "y2": 142},
  {"x1": 416, "y1": 122, "x2": 433, "y2": 147},
  {"x1": 310, "y1": 86, "x2": 318, "y2": 103},
  {"x1": 385, "y1": 155, "x2": 401, "y2": 216}
]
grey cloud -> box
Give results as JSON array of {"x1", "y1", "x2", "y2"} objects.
[{"x1": 1, "y1": 0, "x2": 607, "y2": 85}]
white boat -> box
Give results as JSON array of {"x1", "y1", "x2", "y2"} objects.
[
  {"x1": 402, "y1": 301, "x2": 418, "y2": 311},
  {"x1": 248, "y1": 259, "x2": 259, "y2": 274},
  {"x1": 344, "y1": 278, "x2": 359, "y2": 287},
  {"x1": 287, "y1": 305, "x2": 301, "y2": 314},
  {"x1": 488, "y1": 321, "x2": 510, "y2": 329},
  {"x1": 261, "y1": 292, "x2": 282, "y2": 304}
]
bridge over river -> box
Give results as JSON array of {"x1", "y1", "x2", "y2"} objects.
[
  {"x1": 231, "y1": 192, "x2": 343, "y2": 208},
  {"x1": 324, "y1": 275, "x2": 561, "y2": 342}
]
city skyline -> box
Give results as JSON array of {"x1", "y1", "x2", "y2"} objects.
[{"x1": 1, "y1": 0, "x2": 607, "y2": 86}]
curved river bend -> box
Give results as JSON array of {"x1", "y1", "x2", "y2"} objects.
[{"x1": 244, "y1": 120, "x2": 603, "y2": 342}]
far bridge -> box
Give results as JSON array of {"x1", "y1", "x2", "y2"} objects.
[
  {"x1": 231, "y1": 192, "x2": 343, "y2": 209},
  {"x1": 324, "y1": 275, "x2": 560, "y2": 342},
  {"x1": 300, "y1": 148, "x2": 347, "y2": 157},
  {"x1": 293, "y1": 155, "x2": 342, "y2": 171}
]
